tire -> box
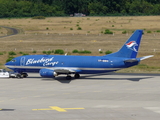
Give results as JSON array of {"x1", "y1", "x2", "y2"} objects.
[
  {"x1": 22, "y1": 73, "x2": 28, "y2": 78},
  {"x1": 74, "y1": 73, "x2": 80, "y2": 79},
  {"x1": 16, "y1": 74, "x2": 22, "y2": 79}
]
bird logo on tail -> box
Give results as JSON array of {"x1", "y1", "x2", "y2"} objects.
[{"x1": 126, "y1": 41, "x2": 138, "y2": 52}]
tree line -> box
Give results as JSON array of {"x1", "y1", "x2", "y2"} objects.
[{"x1": 0, "y1": 0, "x2": 160, "y2": 18}]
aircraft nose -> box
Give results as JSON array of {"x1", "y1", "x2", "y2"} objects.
[
  {"x1": 5, "y1": 62, "x2": 9, "y2": 66},
  {"x1": 5, "y1": 61, "x2": 12, "y2": 66}
]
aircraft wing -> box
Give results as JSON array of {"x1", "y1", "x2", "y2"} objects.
[
  {"x1": 39, "y1": 67, "x2": 82, "y2": 78},
  {"x1": 53, "y1": 67, "x2": 81, "y2": 74}
]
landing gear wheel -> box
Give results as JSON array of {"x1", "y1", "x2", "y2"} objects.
[
  {"x1": 17, "y1": 74, "x2": 22, "y2": 79},
  {"x1": 74, "y1": 73, "x2": 80, "y2": 79},
  {"x1": 66, "y1": 75, "x2": 72, "y2": 80},
  {"x1": 21, "y1": 73, "x2": 28, "y2": 78}
]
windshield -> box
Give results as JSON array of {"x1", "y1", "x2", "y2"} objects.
[{"x1": 11, "y1": 59, "x2": 16, "y2": 62}]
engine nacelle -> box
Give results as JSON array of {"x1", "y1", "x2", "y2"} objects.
[{"x1": 39, "y1": 69, "x2": 57, "y2": 78}]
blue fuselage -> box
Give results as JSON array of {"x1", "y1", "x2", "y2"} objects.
[{"x1": 5, "y1": 55, "x2": 139, "y2": 74}]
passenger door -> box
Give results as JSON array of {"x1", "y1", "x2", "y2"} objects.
[{"x1": 20, "y1": 57, "x2": 26, "y2": 66}]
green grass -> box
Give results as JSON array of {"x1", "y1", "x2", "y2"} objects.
[
  {"x1": 54, "y1": 49, "x2": 64, "y2": 54},
  {"x1": 147, "y1": 30, "x2": 152, "y2": 33},
  {"x1": 77, "y1": 27, "x2": 82, "y2": 30},
  {"x1": 104, "y1": 29, "x2": 113, "y2": 34},
  {"x1": 78, "y1": 50, "x2": 91, "y2": 54},
  {"x1": 122, "y1": 30, "x2": 127, "y2": 34},
  {"x1": 105, "y1": 50, "x2": 112, "y2": 54}
]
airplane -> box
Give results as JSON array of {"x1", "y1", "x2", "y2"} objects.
[{"x1": 5, "y1": 30, "x2": 153, "y2": 80}]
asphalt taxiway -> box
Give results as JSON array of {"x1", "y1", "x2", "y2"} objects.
[{"x1": 0, "y1": 73, "x2": 160, "y2": 120}]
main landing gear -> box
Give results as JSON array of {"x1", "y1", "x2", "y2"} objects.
[
  {"x1": 74, "y1": 73, "x2": 80, "y2": 79},
  {"x1": 65, "y1": 73, "x2": 80, "y2": 80},
  {"x1": 20, "y1": 73, "x2": 28, "y2": 78}
]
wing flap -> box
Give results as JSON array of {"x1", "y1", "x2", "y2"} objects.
[
  {"x1": 54, "y1": 69, "x2": 73, "y2": 73},
  {"x1": 54, "y1": 68, "x2": 81, "y2": 74}
]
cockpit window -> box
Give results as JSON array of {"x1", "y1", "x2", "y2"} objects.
[{"x1": 11, "y1": 59, "x2": 16, "y2": 62}]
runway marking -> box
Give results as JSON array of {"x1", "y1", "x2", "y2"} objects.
[{"x1": 32, "y1": 106, "x2": 85, "y2": 112}]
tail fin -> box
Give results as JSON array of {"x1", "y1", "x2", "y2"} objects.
[{"x1": 106, "y1": 30, "x2": 143, "y2": 58}]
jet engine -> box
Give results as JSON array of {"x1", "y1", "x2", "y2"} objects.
[{"x1": 39, "y1": 69, "x2": 57, "y2": 78}]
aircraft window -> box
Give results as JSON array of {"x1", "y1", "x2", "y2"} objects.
[{"x1": 11, "y1": 59, "x2": 16, "y2": 62}]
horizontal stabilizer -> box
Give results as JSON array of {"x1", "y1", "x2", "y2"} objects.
[{"x1": 138, "y1": 55, "x2": 154, "y2": 60}]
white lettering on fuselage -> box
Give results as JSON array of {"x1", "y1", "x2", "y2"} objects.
[
  {"x1": 98, "y1": 59, "x2": 109, "y2": 62},
  {"x1": 26, "y1": 57, "x2": 59, "y2": 66}
]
